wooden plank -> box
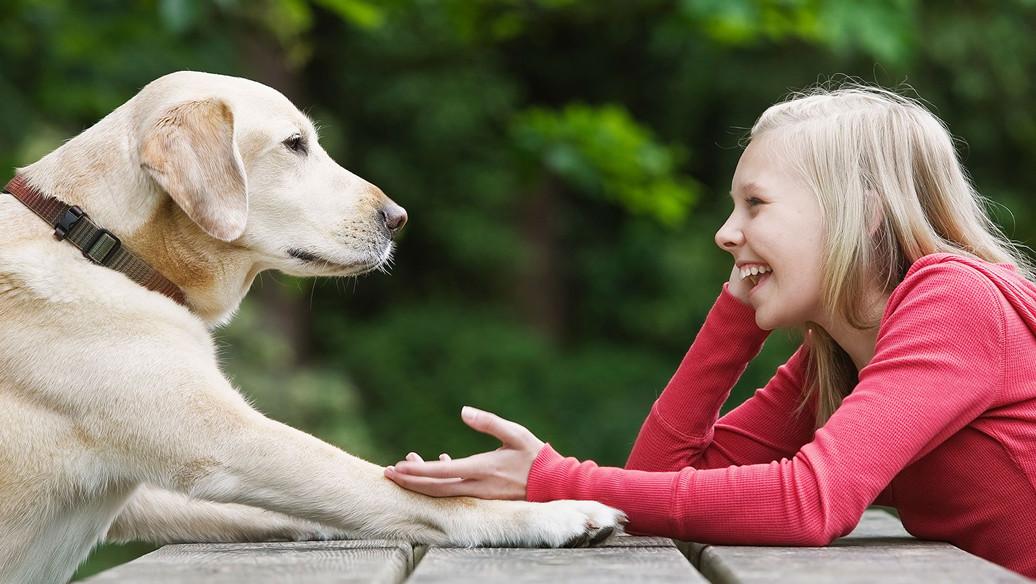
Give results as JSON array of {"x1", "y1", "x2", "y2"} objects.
[
  {"x1": 597, "y1": 535, "x2": 680, "y2": 548},
  {"x1": 407, "y1": 536, "x2": 708, "y2": 583},
  {"x1": 679, "y1": 506, "x2": 910, "y2": 564},
  {"x1": 686, "y1": 509, "x2": 1029, "y2": 583},
  {"x1": 81, "y1": 540, "x2": 414, "y2": 584}
]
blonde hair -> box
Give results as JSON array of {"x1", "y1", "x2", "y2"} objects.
[{"x1": 749, "y1": 82, "x2": 1035, "y2": 427}]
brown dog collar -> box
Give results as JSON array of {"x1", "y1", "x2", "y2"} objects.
[{"x1": 3, "y1": 175, "x2": 186, "y2": 305}]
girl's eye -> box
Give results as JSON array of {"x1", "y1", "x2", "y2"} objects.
[
  {"x1": 283, "y1": 133, "x2": 307, "y2": 154},
  {"x1": 746, "y1": 196, "x2": 764, "y2": 207}
]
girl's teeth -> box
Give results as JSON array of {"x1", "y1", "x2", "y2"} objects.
[{"x1": 740, "y1": 265, "x2": 772, "y2": 279}]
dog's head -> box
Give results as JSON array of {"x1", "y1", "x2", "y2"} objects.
[{"x1": 134, "y1": 71, "x2": 405, "y2": 280}]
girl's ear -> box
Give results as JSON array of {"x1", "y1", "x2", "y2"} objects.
[
  {"x1": 865, "y1": 189, "x2": 885, "y2": 236},
  {"x1": 139, "y1": 98, "x2": 249, "y2": 242}
]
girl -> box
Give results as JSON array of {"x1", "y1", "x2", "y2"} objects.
[{"x1": 384, "y1": 84, "x2": 1036, "y2": 577}]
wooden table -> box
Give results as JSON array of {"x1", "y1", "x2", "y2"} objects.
[{"x1": 83, "y1": 510, "x2": 1030, "y2": 583}]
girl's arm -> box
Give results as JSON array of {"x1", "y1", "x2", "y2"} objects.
[
  {"x1": 526, "y1": 263, "x2": 1004, "y2": 543},
  {"x1": 625, "y1": 282, "x2": 815, "y2": 472}
]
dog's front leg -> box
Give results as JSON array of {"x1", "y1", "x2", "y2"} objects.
[
  {"x1": 106, "y1": 484, "x2": 352, "y2": 545},
  {"x1": 133, "y1": 386, "x2": 623, "y2": 548}
]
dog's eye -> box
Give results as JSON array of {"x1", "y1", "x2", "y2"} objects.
[{"x1": 283, "y1": 133, "x2": 307, "y2": 154}]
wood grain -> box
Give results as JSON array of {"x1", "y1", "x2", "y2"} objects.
[
  {"x1": 407, "y1": 537, "x2": 708, "y2": 584},
  {"x1": 81, "y1": 540, "x2": 413, "y2": 583}
]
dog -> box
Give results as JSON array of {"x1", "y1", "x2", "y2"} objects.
[{"x1": 0, "y1": 71, "x2": 625, "y2": 583}]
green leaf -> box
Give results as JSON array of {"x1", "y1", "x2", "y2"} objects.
[
  {"x1": 511, "y1": 104, "x2": 699, "y2": 226},
  {"x1": 314, "y1": 0, "x2": 385, "y2": 28}
]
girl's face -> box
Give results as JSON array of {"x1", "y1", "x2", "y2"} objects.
[{"x1": 715, "y1": 134, "x2": 827, "y2": 330}]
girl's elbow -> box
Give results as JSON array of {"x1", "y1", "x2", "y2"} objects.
[
  {"x1": 796, "y1": 524, "x2": 841, "y2": 547},
  {"x1": 784, "y1": 503, "x2": 854, "y2": 546},
  {"x1": 794, "y1": 514, "x2": 855, "y2": 547}
]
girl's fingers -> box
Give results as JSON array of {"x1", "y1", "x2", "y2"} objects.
[
  {"x1": 406, "y1": 452, "x2": 424, "y2": 463},
  {"x1": 384, "y1": 467, "x2": 473, "y2": 497},
  {"x1": 392, "y1": 451, "x2": 496, "y2": 479},
  {"x1": 439, "y1": 453, "x2": 451, "y2": 461},
  {"x1": 461, "y1": 406, "x2": 530, "y2": 447}
]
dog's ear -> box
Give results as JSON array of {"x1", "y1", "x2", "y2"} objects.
[{"x1": 140, "y1": 97, "x2": 248, "y2": 242}]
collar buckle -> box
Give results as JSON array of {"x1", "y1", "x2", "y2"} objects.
[{"x1": 54, "y1": 205, "x2": 85, "y2": 241}]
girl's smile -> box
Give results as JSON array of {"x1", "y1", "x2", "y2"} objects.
[{"x1": 740, "y1": 263, "x2": 773, "y2": 291}]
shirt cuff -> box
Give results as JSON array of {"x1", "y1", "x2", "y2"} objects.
[
  {"x1": 527, "y1": 443, "x2": 569, "y2": 502},
  {"x1": 718, "y1": 282, "x2": 767, "y2": 337}
]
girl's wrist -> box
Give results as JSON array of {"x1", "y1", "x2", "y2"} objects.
[
  {"x1": 526, "y1": 442, "x2": 563, "y2": 502},
  {"x1": 718, "y1": 283, "x2": 767, "y2": 336}
]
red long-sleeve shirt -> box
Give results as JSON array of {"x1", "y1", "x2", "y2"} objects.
[{"x1": 526, "y1": 253, "x2": 1036, "y2": 577}]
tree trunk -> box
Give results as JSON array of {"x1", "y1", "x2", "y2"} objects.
[{"x1": 516, "y1": 178, "x2": 565, "y2": 341}]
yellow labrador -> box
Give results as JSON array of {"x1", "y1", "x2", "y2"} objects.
[{"x1": 0, "y1": 71, "x2": 624, "y2": 583}]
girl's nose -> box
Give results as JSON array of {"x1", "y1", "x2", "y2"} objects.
[{"x1": 714, "y1": 216, "x2": 744, "y2": 250}]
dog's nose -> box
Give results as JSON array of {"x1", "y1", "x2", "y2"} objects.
[{"x1": 380, "y1": 202, "x2": 408, "y2": 235}]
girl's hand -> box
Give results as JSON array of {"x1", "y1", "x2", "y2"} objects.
[
  {"x1": 384, "y1": 406, "x2": 544, "y2": 500},
  {"x1": 727, "y1": 264, "x2": 753, "y2": 305}
]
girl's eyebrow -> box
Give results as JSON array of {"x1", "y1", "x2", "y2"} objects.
[{"x1": 729, "y1": 182, "x2": 763, "y2": 199}]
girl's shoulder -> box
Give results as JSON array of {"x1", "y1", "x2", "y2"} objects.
[
  {"x1": 887, "y1": 254, "x2": 1000, "y2": 314},
  {"x1": 882, "y1": 253, "x2": 1036, "y2": 336}
]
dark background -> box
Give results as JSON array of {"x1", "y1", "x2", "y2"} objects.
[{"x1": 1, "y1": 0, "x2": 1033, "y2": 577}]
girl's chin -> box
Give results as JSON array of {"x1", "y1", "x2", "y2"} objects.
[
  {"x1": 753, "y1": 305, "x2": 797, "y2": 331},
  {"x1": 751, "y1": 303, "x2": 772, "y2": 328},
  {"x1": 755, "y1": 308, "x2": 810, "y2": 332},
  {"x1": 754, "y1": 313, "x2": 778, "y2": 331}
]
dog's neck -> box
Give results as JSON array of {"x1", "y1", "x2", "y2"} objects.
[
  {"x1": 17, "y1": 113, "x2": 260, "y2": 327},
  {"x1": 126, "y1": 197, "x2": 262, "y2": 327}
]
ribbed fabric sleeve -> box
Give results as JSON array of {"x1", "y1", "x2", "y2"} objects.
[
  {"x1": 625, "y1": 284, "x2": 818, "y2": 474},
  {"x1": 624, "y1": 284, "x2": 769, "y2": 472},
  {"x1": 526, "y1": 262, "x2": 1013, "y2": 548}
]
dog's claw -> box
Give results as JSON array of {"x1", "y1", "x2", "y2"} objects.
[
  {"x1": 589, "y1": 525, "x2": 615, "y2": 545},
  {"x1": 563, "y1": 531, "x2": 591, "y2": 548}
]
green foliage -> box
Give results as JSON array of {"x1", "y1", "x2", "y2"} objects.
[
  {"x1": 4, "y1": 0, "x2": 1034, "y2": 578},
  {"x1": 679, "y1": 0, "x2": 917, "y2": 66},
  {"x1": 513, "y1": 104, "x2": 698, "y2": 226},
  {"x1": 681, "y1": 0, "x2": 828, "y2": 45}
]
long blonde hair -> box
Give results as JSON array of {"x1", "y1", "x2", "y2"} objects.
[{"x1": 749, "y1": 82, "x2": 1034, "y2": 427}]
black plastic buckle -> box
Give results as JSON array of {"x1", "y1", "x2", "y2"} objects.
[
  {"x1": 84, "y1": 229, "x2": 121, "y2": 265},
  {"x1": 54, "y1": 205, "x2": 85, "y2": 241}
]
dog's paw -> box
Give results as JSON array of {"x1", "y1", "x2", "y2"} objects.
[
  {"x1": 448, "y1": 499, "x2": 626, "y2": 548},
  {"x1": 530, "y1": 500, "x2": 627, "y2": 548}
]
